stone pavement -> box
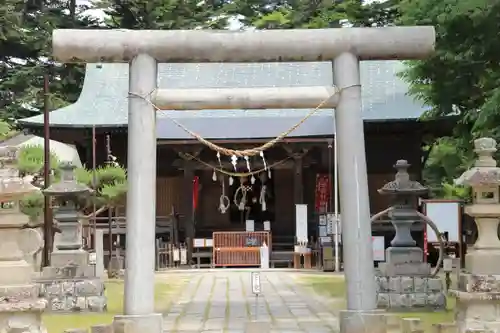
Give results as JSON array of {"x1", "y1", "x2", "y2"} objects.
[{"x1": 160, "y1": 270, "x2": 341, "y2": 333}]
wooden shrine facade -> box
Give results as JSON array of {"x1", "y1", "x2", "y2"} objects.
[{"x1": 25, "y1": 118, "x2": 452, "y2": 245}]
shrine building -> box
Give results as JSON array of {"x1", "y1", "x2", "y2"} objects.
[{"x1": 18, "y1": 61, "x2": 452, "y2": 260}]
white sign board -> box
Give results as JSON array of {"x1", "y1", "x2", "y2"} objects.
[
  {"x1": 251, "y1": 272, "x2": 261, "y2": 294},
  {"x1": 263, "y1": 221, "x2": 271, "y2": 231},
  {"x1": 326, "y1": 213, "x2": 341, "y2": 235},
  {"x1": 193, "y1": 238, "x2": 205, "y2": 248},
  {"x1": 372, "y1": 236, "x2": 385, "y2": 261},
  {"x1": 443, "y1": 258, "x2": 453, "y2": 272},
  {"x1": 246, "y1": 220, "x2": 255, "y2": 232},
  {"x1": 295, "y1": 204, "x2": 308, "y2": 243},
  {"x1": 425, "y1": 201, "x2": 460, "y2": 242},
  {"x1": 88, "y1": 252, "x2": 97, "y2": 265}
]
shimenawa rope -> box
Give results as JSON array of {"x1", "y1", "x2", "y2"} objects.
[
  {"x1": 128, "y1": 85, "x2": 355, "y2": 157},
  {"x1": 179, "y1": 152, "x2": 292, "y2": 177}
]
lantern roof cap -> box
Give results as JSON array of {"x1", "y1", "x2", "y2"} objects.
[
  {"x1": 0, "y1": 146, "x2": 39, "y2": 200},
  {"x1": 455, "y1": 137, "x2": 500, "y2": 186},
  {"x1": 43, "y1": 162, "x2": 91, "y2": 197},
  {"x1": 378, "y1": 160, "x2": 428, "y2": 195}
]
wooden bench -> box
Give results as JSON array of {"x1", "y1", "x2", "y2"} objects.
[
  {"x1": 270, "y1": 251, "x2": 293, "y2": 268},
  {"x1": 192, "y1": 249, "x2": 213, "y2": 269}
]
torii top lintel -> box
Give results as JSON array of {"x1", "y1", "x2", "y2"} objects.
[{"x1": 52, "y1": 27, "x2": 435, "y2": 63}]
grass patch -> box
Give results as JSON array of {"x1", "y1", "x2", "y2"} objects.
[
  {"x1": 43, "y1": 278, "x2": 178, "y2": 333},
  {"x1": 300, "y1": 276, "x2": 455, "y2": 332}
]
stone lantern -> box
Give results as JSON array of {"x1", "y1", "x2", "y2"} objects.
[
  {"x1": 0, "y1": 146, "x2": 46, "y2": 332},
  {"x1": 376, "y1": 160, "x2": 445, "y2": 310},
  {"x1": 453, "y1": 137, "x2": 500, "y2": 331},
  {"x1": 378, "y1": 160, "x2": 429, "y2": 274},
  {"x1": 43, "y1": 162, "x2": 92, "y2": 275}
]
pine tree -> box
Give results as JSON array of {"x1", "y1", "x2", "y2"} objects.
[
  {"x1": 98, "y1": 0, "x2": 230, "y2": 29},
  {"x1": 226, "y1": 0, "x2": 400, "y2": 29},
  {"x1": 0, "y1": 0, "x2": 100, "y2": 120}
]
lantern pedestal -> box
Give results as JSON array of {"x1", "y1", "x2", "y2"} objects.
[
  {"x1": 49, "y1": 250, "x2": 91, "y2": 273},
  {"x1": 0, "y1": 239, "x2": 47, "y2": 333},
  {"x1": 452, "y1": 137, "x2": 500, "y2": 332}
]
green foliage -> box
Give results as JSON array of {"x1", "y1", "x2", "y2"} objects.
[
  {"x1": 19, "y1": 191, "x2": 44, "y2": 220},
  {"x1": 422, "y1": 137, "x2": 471, "y2": 197},
  {"x1": 398, "y1": 0, "x2": 500, "y2": 198},
  {"x1": 398, "y1": 0, "x2": 500, "y2": 133},
  {"x1": 16, "y1": 144, "x2": 59, "y2": 175},
  {"x1": 96, "y1": 0, "x2": 230, "y2": 29},
  {"x1": 0, "y1": 0, "x2": 99, "y2": 120},
  {"x1": 16, "y1": 145, "x2": 127, "y2": 218},
  {"x1": 0, "y1": 121, "x2": 17, "y2": 141},
  {"x1": 441, "y1": 183, "x2": 470, "y2": 201},
  {"x1": 5, "y1": 0, "x2": 488, "y2": 202},
  {"x1": 227, "y1": 0, "x2": 400, "y2": 29}
]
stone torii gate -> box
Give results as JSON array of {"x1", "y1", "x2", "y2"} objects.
[{"x1": 52, "y1": 27, "x2": 435, "y2": 333}]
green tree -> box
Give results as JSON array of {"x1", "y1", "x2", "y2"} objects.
[
  {"x1": 0, "y1": 0, "x2": 99, "y2": 120},
  {"x1": 398, "y1": 0, "x2": 499, "y2": 197},
  {"x1": 16, "y1": 145, "x2": 127, "y2": 220},
  {"x1": 228, "y1": 0, "x2": 401, "y2": 29},
  {"x1": 97, "y1": 0, "x2": 230, "y2": 29},
  {"x1": 422, "y1": 137, "x2": 471, "y2": 199}
]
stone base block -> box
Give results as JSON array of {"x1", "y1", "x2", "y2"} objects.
[
  {"x1": 0, "y1": 284, "x2": 39, "y2": 300},
  {"x1": 453, "y1": 274, "x2": 500, "y2": 332},
  {"x1": 113, "y1": 313, "x2": 163, "y2": 333},
  {"x1": 37, "y1": 278, "x2": 106, "y2": 312},
  {"x1": 457, "y1": 273, "x2": 500, "y2": 293},
  {"x1": 430, "y1": 322, "x2": 458, "y2": 333},
  {"x1": 377, "y1": 276, "x2": 444, "y2": 293},
  {"x1": 51, "y1": 250, "x2": 89, "y2": 269},
  {"x1": 456, "y1": 298, "x2": 500, "y2": 332},
  {"x1": 376, "y1": 276, "x2": 446, "y2": 310},
  {"x1": 0, "y1": 310, "x2": 46, "y2": 333},
  {"x1": 385, "y1": 247, "x2": 423, "y2": 265},
  {"x1": 465, "y1": 251, "x2": 500, "y2": 275},
  {"x1": 42, "y1": 264, "x2": 95, "y2": 279},
  {"x1": 0, "y1": 260, "x2": 34, "y2": 285},
  {"x1": 379, "y1": 262, "x2": 431, "y2": 276},
  {"x1": 377, "y1": 291, "x2": 446, "y2": 310},
  {"x1": 339, "y1": 310, "x2": 387, "y2": 333}
]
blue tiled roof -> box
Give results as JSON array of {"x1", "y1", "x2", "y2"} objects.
[{"x1": 19, "y1": 61, "x2": 428, "y2": 139}]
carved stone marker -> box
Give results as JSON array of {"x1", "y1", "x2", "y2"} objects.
[
  {"x1": 453, "y1": 137, "x2": 500, "y2": 332},
  {"x1": 0, "y1": 146, "x2": 47, "y2": 332},
  {"x1": 376, "y1": 160, "x2": 446, "y2": 310}
]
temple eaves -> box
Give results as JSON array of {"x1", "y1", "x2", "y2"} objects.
[{"x1": 18, "y1": 61, "x2": 429, "y2": 139}]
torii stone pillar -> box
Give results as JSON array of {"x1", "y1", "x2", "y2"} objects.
[{"x1": 52, "y1": 27, "x2": 435, "y2": 333}]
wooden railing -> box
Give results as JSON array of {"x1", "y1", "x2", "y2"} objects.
[{"x1": 212, "y1": 231, "x2": 271, "y2": 267}]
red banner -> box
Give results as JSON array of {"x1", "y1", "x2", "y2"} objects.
[
  {"x1": 315, "y1": 174, "x2": 331, "y2": 213},
  {"x1": 192, "y1": 176, "x2": 200, "y2": 211}
]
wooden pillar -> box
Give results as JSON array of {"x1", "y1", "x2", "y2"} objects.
[
  {"x1": 182, "y1": 162, "x2": 195, "y2": 262},
  {"x1": 293, "y1": 154, "x2": 304, "y2": 204}
]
